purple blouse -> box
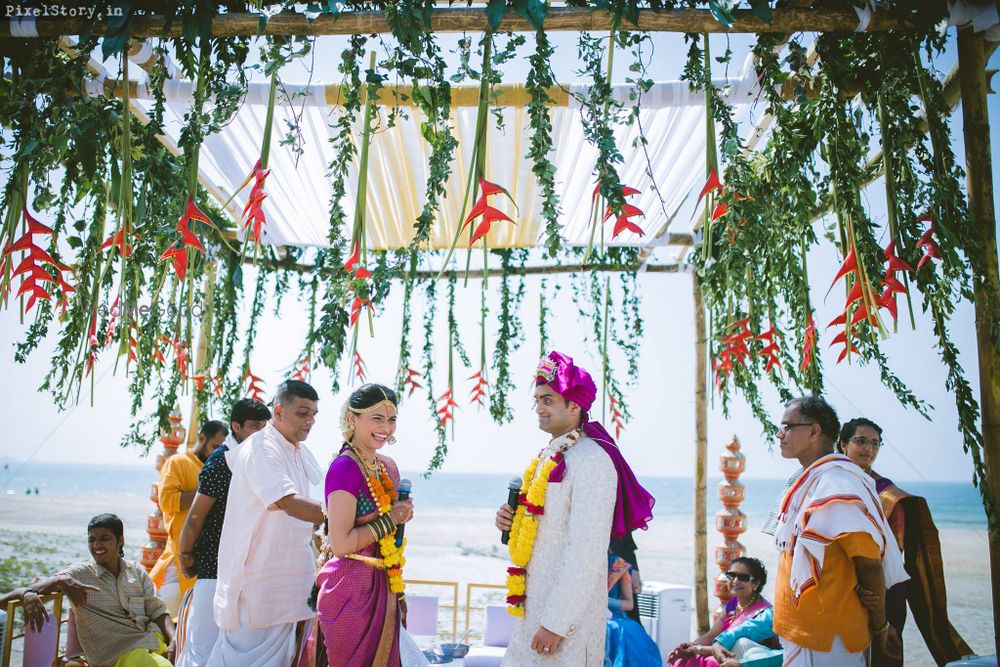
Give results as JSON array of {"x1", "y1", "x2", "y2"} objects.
[{"x1": 324, "y1": 449, "x2": 399, "y2": 518}]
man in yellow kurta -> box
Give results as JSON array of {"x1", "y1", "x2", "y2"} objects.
[
  {"x1": 151, "y1": 420, "x2": 227, "y2": 616},
  {"x1": 771, "y1": 396, "x2": 907, "y2": 666}
]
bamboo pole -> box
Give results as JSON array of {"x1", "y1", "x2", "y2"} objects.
[
  {"x1": 0, "y1": 6, "x2": 939, "y2": 39},
  {"x1": 957, "y1": 27, "x2": 1000, "y2": 657},
  {"x1": 251, "y1": 260, "x2": 688, "y2": 278},
  {"x1": 185, "y1": 261, "x2": 217, "y2": 446},
  {"x1": 693, "y1": 273, "x2": 710, "y2": 632}
]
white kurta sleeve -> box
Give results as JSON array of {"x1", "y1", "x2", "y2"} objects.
[
  {"x1": 244, "y1": 439, "x2": 299, "y2": 509},
  {"x1": 538, "y1": 446, "x2": 617, "y2": 637}
]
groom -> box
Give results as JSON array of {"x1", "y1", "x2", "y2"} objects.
[{"x1": 495, "y1": 351, "x2": 655, "y2": 665}]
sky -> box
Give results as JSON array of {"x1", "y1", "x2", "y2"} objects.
[{"x1": 0, "y1": 27, "x2": 998, "y2": 486}]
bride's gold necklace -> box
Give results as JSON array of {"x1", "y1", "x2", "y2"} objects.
[{"x1": 347, "y1": 442, "x2": 379, "y2": 476}]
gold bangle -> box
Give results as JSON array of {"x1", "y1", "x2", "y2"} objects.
[
  {"x1": 367, "y1": 524, "x2": 379, "y2": 542},
  {"x1": 872, "y1": 621, "x2": 890, "y2": 635}
]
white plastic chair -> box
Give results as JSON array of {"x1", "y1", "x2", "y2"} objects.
[
  {"x1": 22, "y1": 614, "x2": 58, "y2": 667},
  {"x1": 405, "y1": 595, "x2": 439, "y2": 638},
  {"x1": 464, "y1": 604, "x2": 515, "y2": 667}
]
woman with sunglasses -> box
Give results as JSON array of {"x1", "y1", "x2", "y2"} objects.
[
  {"x1": 838, "y1": 418, "x2": 970, "y2": 667},
  {"x1": 667, "y1": 557, "x2": 781, "y2": 667}
]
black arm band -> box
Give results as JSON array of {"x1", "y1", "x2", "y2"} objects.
[{"x1": 369, "y1": 514, "x2": 396, "y2": 541}]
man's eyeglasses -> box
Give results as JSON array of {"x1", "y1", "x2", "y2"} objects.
[
  {"x1": 849, "y1": 436, "x2": 882, "y2": 449},
  {"x1": 776, "y1": 422, "x2": 815, "y2": 435},
  {"x1": 724, "y1": 571, "x2": 756, "y2": 583}
]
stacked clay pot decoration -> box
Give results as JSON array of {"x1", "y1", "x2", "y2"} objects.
[
  {"x1": 713, "y1": 435, "x2": 747, "y2": 620},
  {"x1": 140, "y1": 406, "x2": 185, "y2": 571}
]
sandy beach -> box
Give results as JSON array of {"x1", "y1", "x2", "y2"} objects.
[{"x1": 1, "y1": 493, "x2": 994, "y2": 666}]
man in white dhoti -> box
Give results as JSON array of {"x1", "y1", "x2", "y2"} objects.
[
  {"x1": 771, "y1": 396, "x2": 908, "y2": 667},
  {"x1": 174, "y1": 398, "x2": 270, "y2": 667},
  {"x1": 495, "y1": 351, "x2": 655, "y2": 666},
  {"x1": 207, "y1": 380, "x2": 325, "y2": 667}
]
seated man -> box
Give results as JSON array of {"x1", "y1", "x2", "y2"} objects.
[{"x1": 58, "y1": 513, "x2": 176, "y2": 667}]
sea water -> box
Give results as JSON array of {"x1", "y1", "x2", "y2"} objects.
[{"x1": 0, "y1": 461, "x2": 987, "y2": 530}]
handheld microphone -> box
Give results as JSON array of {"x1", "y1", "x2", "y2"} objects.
[
  {"x1": 500, "y1": 476, "x2": 522, "y2": 546},
  {"x1": 395, "y1": 478, "x2": 412, "y2": 548}
]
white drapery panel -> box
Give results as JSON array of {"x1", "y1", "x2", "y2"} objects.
[{"x1": 132, "y1": 54, "x2": 759, "y2": 250}]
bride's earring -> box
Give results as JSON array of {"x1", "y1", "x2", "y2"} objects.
[{"x1": 388, "y1": 435, "x2": 397, "y2": 445}]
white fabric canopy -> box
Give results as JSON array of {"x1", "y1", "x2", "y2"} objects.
[{"x1": 125, "y1": 53, "x2": 759, "y2": 251}]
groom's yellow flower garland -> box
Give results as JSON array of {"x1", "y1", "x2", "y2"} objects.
[{"x1": 506, "y1": 429, "x2": 581, "y2": 616}]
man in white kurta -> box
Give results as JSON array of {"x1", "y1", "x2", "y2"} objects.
[
  {"x1": 497, "y1": 351, "x2": 655, "y2": 666},
  {"x1": 208, "y1": 380, "x2": 325, "y2": 667}
]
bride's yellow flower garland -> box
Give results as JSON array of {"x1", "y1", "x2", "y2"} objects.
[
  {"x1": 505, "y1": 429, "x2": 581, "y2": 616},
  {"x1": 362, "y1": 459, "x2": 407, "y2": 594}
]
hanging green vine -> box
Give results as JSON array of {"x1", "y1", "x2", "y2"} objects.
[
  {"x1": 525, "y1": 29, "x2": 562, "y2": 258},
  {"x1": 490, "y1": 249, "x2": 528, "y2": 424}
]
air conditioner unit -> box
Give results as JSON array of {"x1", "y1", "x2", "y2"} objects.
[{"x1": 636, "y1": 581, "x2": 691, "y2": 663}]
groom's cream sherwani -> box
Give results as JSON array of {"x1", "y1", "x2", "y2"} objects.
[{"x1": 502, "y1": 433, "x2": 617, "y2": 666}]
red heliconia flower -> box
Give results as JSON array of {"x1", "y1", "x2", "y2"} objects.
[
  {"x1": 916, "y1": 220, "x2": 942, "y2": 270},
  {"x1": 883, "y1": 241, "x2": 913, "y2": 274},
  {"x1": 100, "y1": 224, "x2": 137, "y2": 257},
  {"x1": 710, "y1": 201, "x2": 729, "y2": 222},
  {"x1": 800, "y1": 313, "x2": 817, "y2": 372},
  {"x1": 245, "y1": 369, "x2": 266, "y2": 402},
  {"x1": 128, "y1": 324, "x2": 140, "y2": 366},
  {"x1": 878, "y1": 241, "x2": 912, "y2": 320},
  {"x1": 878, "y1": 290, "x2": 899, "y2": 322},
  {"x1": 350, "y1": 296, "x2": 373, "y2": 326},
  {"x1": 467, "y1": 369, "x2": 489, "y2": 407},
  {"x1": 193, "y1": 375, "x2": 207, "y2": 391},
  {"x1": 342, "y1": 240, "x2": 373, "y2": 280},
  {"x1": 401, "y1": 367, "x2": 423, "y2": 397},
  {"x1": 756, "y1": 324, "x2": 781, "y2": 373},
  {"x1": 242, "y1": 160, "x2": 271, "y2": 246},
  {"x1": 836, "y1": 340, "x2": 860, "y2": 364},
  {"x1": 713, "y1": 317, "x2": 758, "y2": 392},
  {"x1": 608, "y1": 393, "x2": 625, "y2": 439},
  {"x1": 732, "y1": 192, "x2": 755, "y2": 201},
  {"x1": 597, "y1": 188, "x2": 645, "y2": 239},
  {"x1": 465, "y1": 204, "x2": 517, "y2": 248},
  {"x1": 697, "y1": 168, "x2": 722, "y2": 203},
  {"x1": 602, "y1": 203, "x2": 644, "y2": 224},
  {"x1": 104, "y1": 295, "x2": 120, "y2": 347},
  {"x1": 463, "y1": 178, "x2": 517, "y2": 248},
  {"x1": 828, "y1": 326, "x2": 862, "y2": 364},
  {"x1": 612, "y1": 214, "x2": 645, "y2": 238},
  {"x1": 160, "y1": 198, "x2": 213, "y2": 280},
  {"x1": 829, "y1": 249, "x2": 858, "y2": 290},
  {"x1": 437, "y1": 386, "x2": 460, "y2": 427},
  {"x1": 343, "y1": 241, "x2": 361, "y2": 274},
  {"x1": 479, "y1": 177, "x2": 513, "y2": 200},
  {"x1": 353, "y1": 351, "x2": 367, "y2": 384},
  {"x1": 85, "y1": 313, "x2": 99, "y2": 377},
  {"x1": 177, "y1": 198, "x2": 212, "y2": 248},
  {"x1": 713, "y1": 352, "x2": 735, "y2": 392},
  {"x1": 159, "y1": 246, "x2": 188, "y2": 280},
  {"x1": 291, "y1": 356, "x2": 310, "y2": 382},
  {"x1": 176, "y1": 341, "x2": 190, "y2": 380},
  {"x1": 151, "y1": 343, "x2": 166, "y2": 367},
  {"x1": 212, "y1": 371, "x2": 224, "y2": 397},
  {"x1": 4, "y1": 209, "x2": 72, "y2": 312}
]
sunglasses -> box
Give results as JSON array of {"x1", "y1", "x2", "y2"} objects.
[{"x1": 724, "y1": 571, "x2": 756, "y2": 583}]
